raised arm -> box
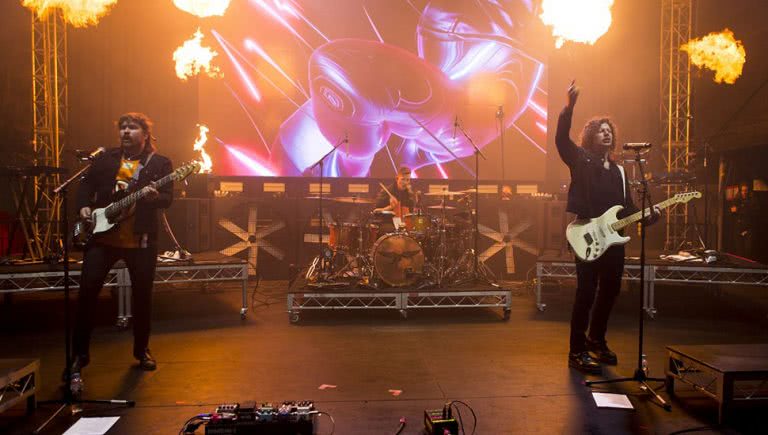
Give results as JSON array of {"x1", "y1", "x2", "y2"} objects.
[{"x1": 555, "y1": 81, "x2": 581, "y2": 167}]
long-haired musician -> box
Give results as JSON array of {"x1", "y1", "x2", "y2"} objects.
[{"x1": 556, "y1": 82, "x2": 659, "y2": 374}]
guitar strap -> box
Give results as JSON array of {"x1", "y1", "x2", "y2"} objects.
[
  {"x1": 131, "y1": 152, "x2": 155, "y2": 184},
  {"x1": 617, "y1": 164, "x2": 626, "y2": 202}
]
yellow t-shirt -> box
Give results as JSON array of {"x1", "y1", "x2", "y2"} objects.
[{"x1": 99, "y1": 158, "x2": 142, "y2": 248}]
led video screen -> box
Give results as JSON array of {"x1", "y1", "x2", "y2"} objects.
[{"x1": 200, "y1": 0, "x2": 548, "y2": 179}]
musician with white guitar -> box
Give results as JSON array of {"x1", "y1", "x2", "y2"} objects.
[
  {"x1": 557, "y1": 82, "x2": 661, "y2": 374},
  {"x1": 69, "y1": 113, "x2": 174, "y2": 383}
]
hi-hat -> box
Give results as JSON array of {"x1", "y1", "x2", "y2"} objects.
[{"x1": 427, "y1": 205, "x2": 457, "y2": 210}]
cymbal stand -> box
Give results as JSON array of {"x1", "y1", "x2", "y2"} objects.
[
  {"x1": 307, "y1": 136, "x2": 348, "y2": 281},
  {"x1": 455, "y1": 119, "x2": 497, "y2": 286}
]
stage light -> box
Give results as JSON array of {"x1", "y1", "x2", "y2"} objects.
[
  {"x1": 681, "y1": 29, "x2": 746, "y2": 84},
  {"x1": 538, "y1": 0, "x2": 614, "y2": 48},
  {"x1": 193, "y1": 125, "x2": 214, "y2": 173},
  {"x1": 173, "y1": 0, "x2": 231, "y2": 18},
  {"x1": 22, "y1": 0, "x2": 118, "y2": 27},
  {"x1": 173, "y1": 28, "x2": 222, "y2": 81}
]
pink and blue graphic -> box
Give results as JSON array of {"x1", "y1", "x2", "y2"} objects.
[{"x1": 203, "y1": 0, "x2": 548, "y2": 179}]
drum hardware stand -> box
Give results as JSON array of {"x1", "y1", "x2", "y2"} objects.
[
  {"x1": 308, "y1": 135, "x2": 348, "y2": 281},
  {"x1": 454, "y1": 118, "x2": 497, "y2": 287},
  {"x1": 584, "y1": 146, "x2": 671, "y2": 412},
  {"x1": 34, "y1": 162, "x2": 134, "y2": 434}
]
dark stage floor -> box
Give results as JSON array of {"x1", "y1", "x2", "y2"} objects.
[{"x1": 2, "y1": 278, "x2": 768, "y2": 434}]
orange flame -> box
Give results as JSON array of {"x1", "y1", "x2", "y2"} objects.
[
  {"x1": 194, "y1": 124, "x2": 213, "y2": 173},
  {"x1": 681, "y1": 29, "x2": 746, "y2": 84},
  {"x1": 22, "y1": 0, "x2": 118, "y2": 27},
  {"x1": 539, "y1": 0, "x2": 614, "y2": 48},
  {"x1": 173, "y1": 28, "x2": 222, "y2": 81},
  {"x1": 173, "y1": 0, "x2": 231, "y2": 18}
]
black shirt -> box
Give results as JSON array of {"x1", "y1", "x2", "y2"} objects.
[
  {"x1": 555, "y1": 106, "x2": 638, "y2": 219},
  {"x1": 375, "y1": 182, "x2": 415, "y2": 209}
]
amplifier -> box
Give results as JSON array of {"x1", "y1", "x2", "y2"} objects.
[{"x1": 203, "y1": 401, "x2": 315, "y2": 435}]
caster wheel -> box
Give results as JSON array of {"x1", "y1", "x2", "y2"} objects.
[
  {"x1": 503, "y1": 309, "x2": 511, "y2": 321},
  {"x1": 290, "y1": 313, "x2": 300, "y2": 323}
]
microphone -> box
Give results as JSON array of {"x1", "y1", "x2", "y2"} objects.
[
  {"x1": 452, "y1": 116, "x2": 458, "y2": 140},
  {"x1": 343, "y1": 131, "x2": 349, "y2": 143},
  {"x1": 496, "y1": 105, "x2": 504, "y2": 119},
  {"x1": 77, "y1": 147, "x2": 106, "y2": 161},
  {"x1": 623, "y1": 142, "x2": 652, "y2": 150}
]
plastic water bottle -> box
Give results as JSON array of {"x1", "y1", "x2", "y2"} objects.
[
  {"x1": 641, "y1": 354, "x2": 649, "y2": 377},
  {"x1": 70, "y1": 373, "x2": 83, "y2": 397}
]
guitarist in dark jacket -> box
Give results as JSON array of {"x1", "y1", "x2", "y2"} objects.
[
  {"x1": 69, "y1": 112, "x2": 173, "y2": 379},
  {"x1": 556, "y1": 82, "x2": 659, "y2": 373}
]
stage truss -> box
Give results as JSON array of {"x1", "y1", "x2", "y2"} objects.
[
  {"x1": 30, "y1": 9, "x2": 68, "y2": 260},
  {"x1": 287, "y1": 287, "x2": 512, "y2": 323},
  {"x1": 536, "y1": 258, "x2": 768, "y2": 317},
  {"x1": 0, "y1": 258, "x2": 249, "y2": 325},
  {"x1": 660, "y1": 0, "x2": 693, "y2": 250}
]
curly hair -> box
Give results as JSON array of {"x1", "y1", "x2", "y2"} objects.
[
  {"x1": 578, "y1": 116, "x2": 618, "y2": 156},
  {"x1": 117, "y1": 112, "x2": 157, "y2": 152}
]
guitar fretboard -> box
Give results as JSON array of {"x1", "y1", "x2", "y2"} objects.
[
  {"x1": 610, "y1": 195, "x2": 688, "y2": 231},
  {"x1": 104, "y1": 165, "x2": 193, "y2": 217}
]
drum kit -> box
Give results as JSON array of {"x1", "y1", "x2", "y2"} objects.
[{"x1": 304, "y1": 190, "x2": 497, "y2": 288}]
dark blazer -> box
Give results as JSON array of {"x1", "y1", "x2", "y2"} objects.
[
  {"x1": 555, "y1": 106, "x2": 638, "y2": 219},
  {"x1": 76, "y1": 147, "x2": 173, "y2": 239}
]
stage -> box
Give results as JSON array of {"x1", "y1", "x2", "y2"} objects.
[{"x1": 2, "y1": 272, "x2": 768, "y2": 433}]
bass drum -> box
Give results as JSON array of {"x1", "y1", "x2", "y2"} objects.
[{"x1": 371, "y1": 233, "x2": 425, "y2": 287}]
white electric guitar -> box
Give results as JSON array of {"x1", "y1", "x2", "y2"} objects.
[
  {"x1": 72, "y1": 161, "x2": 201, "y2": 248},
  {"x1": 566, "y1": 191, "x2": 701, "y2": 262}
]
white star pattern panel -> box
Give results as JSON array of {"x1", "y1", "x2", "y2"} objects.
[{"x1": 215, "y1": 200, "x2": 290, "y2": 278}]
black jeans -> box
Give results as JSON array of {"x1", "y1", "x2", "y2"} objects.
[
  {"x1": 569, "y1": 245, "x2": 625, "y2": 354},
  {"x1": 73, "y1": 242, "x2": 158, "y2": 359}
]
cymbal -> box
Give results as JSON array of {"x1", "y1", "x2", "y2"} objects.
[
  {"x1": 305, "y1": 196, "x2": 374, "y2": 204},
  {"x1": 331, "y1": 196, "x2": 374, "y2": 204},
  {"x1": 427, "y1": 205, "x2": 457, "y2": 210},
  {"x1": 423, "y1": 190, "x2": 467, "y2": 196}
]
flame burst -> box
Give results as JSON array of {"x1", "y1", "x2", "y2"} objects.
[
  {"x1": 681, "y1": 29, "x2": 746, "y2": 84},
  {"x1": 173, "y1": 0, "x2": 231, "y2": 18},
  {"x1": 173, "y1": 28, "x2": 222, "y2": 81},
  {"x1": 194, "y1": 125, "x2": 213, "y2": 173},
  {"x1": 22, "y1": 0, "x2": 118, "y2": 27},
  {"x1": 539, "y1": 0, "x2": 614, "y2": 48}
]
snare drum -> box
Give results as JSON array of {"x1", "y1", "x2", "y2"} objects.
[{"x1": 371, "y1": 233, "x2": 425, "y2": 287}]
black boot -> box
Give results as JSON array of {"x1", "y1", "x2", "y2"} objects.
[
  {"x1": 134, "y1": 348, "x2": 156, "y2": 371},
  {"x1": 586, "y1": 338, "x2": 618, "y2": 365},
  {"x1": 568, "y1": 351, "x2": 602, "y2": 374}
]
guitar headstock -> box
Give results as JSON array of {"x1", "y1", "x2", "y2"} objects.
[
  {"x1": 673, "y1": 191, "x2": 702, "y2": 204},
  {"x1": 173, "y1": 161, "x2": 202, "y2": 180}
]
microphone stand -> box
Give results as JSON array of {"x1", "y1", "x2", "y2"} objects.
[
  {"x1": 455, "y1": 119, "x2": 497, "y2": 286},
  {"x1": 35, "y1": 161, "x2": 134, "y2": 434},
  {"x1": 585, "y1": 148, "x2": 671, "y2": 412},
  {"x1": 496, "y1": 106, "x2": 505, "y2": 184},
  {"x1": 308, "y1": 136, "x2": 348, "y2": 280}
]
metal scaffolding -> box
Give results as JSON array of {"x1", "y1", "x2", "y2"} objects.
[
  {"x1": 30, "y1": 9, "x2": 67, "y2": 260},
  {"x1": 660, "y1": 0, "x2": 693, "y2": 250}
]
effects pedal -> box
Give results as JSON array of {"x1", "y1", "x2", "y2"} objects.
[{"x1": 423, "y1": 404, "x2": 458, "y2": 435}]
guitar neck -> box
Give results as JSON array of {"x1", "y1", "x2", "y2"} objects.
[
  {"x1": 611, "y1": 196, "x2": 680, "y2": 231},
  {"x1": 105, "y1": 171, "x2": 176, "y2": 215}
]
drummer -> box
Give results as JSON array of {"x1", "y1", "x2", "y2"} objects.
[{"x1": 373, "y1": 166, "x2": 417, "y2": 216}]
